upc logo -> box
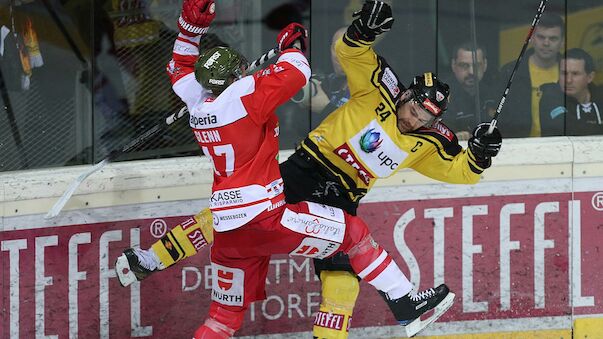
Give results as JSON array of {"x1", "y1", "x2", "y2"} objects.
[{"x1": 359, "y1": 128, "x2": 383, "y2": 153}]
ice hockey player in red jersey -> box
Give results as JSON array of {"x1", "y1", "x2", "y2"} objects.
[{"x1": 120, "y1": 0, "x2": 457, "y2": 337}]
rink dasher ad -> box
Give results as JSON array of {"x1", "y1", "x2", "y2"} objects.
[{"x1": 1, "y1": 187, "x2": 602, "y2": 338}]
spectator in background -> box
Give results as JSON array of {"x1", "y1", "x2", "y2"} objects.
[
  {"x1": 292, "y1": 27, "x2": 350, "y2": 127},
  {"x1": 442, "y1": 41, "x2": 498, "y2": 140},
  {"x1": 498, "y1": 13, "x2": 564, "y2": 138},
  {"x1": 540, "y1": 48, "x2": 603, "y2": 136}
]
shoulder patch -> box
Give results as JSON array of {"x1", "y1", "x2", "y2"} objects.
[
  {"x1": 423, "y1": 121, "x2": 455, "y2": 142},
  {"x1": 376, "y1": 56, "x2": 404, "y2": 104},
  {"x1": 411, "y1": 121, "x2": 461, "y2": 159}
]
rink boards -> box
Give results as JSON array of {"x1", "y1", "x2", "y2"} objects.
[{"x1": 1, "y1": 136, "x2": 602, "y2": 338}]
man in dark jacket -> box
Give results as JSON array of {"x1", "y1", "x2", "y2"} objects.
[
  {"x1": 498, "y1": 13, "x2": 564, "y2": 138},
  {"x1": 540, "y1": 48, "x2": 603, "y2": 136},
  {"x1": 442, "y1": 41, "x2": 499, "y2": 140}
]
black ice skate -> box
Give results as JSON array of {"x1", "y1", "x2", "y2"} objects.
[
  {"x1": 115, "y1": 248, "x2": 163, "y2": 287},
  {"x1": 381, "y1": 284, "x2": 455, "y2": 337}
]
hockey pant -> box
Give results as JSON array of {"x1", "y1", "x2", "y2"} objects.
[
  {"x1": 194, "y1": 202, "x2": 413, "y2": 338},
  {"x1": 150, "y1": 207, "x2": 411, "y2": 339}
]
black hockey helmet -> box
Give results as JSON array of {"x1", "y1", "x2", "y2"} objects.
[
  {"x1": 408, "y1": 72, "x2": 450, "y2": 118},
  {"x1": 195, "y1": 46, "x2": 248, "y2": 95}
]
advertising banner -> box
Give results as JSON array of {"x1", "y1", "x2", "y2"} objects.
[{"x1": 2, "y1": 190, "x2": 602, "y2": 338}]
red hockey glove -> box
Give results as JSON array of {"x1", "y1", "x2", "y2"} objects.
[
  {"x1": 277, "y1": 22, "x2": 308, "y2": 53},
  {"x1": 178, "y1": 0, "x2": 216, "y2": 37}
]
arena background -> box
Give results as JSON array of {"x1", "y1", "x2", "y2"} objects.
[{"x1": 1, "y1": 0, "x2": 603, "y2": 338}]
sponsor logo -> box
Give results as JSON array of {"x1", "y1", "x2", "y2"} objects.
[
  {"x1": 359, "y1": 128, "x2": 383, "y2": 153},
  {"x1": 268, "y1": 199, "x2": 286, "y2": 211},
  {"x1": 190, "y1": 114, "x2": 218, "y2": 127},
  {"x1": 290, "y1": 238, "x2": 340, "y2": 259},
  {"x1": 318, "y1": 241, "x2": 340, "y2": 258},
  {"x1": 267, "y1": 179, "x2": 284, "y2": 197},
  {"x1": 210, "y1": 190, "x2": 244, "y2": 207},
  {"x1": 314, "y1": 311, "x2": 346, "y2": 330},
  {"x1": 186, "y1": 229, "x2": 207, "y2": 251},
  {"x1": 217, "y1": 269, "x2": 233, "y2": 290},
  {"x1": 166, "y1": 59, "x2": 180, "y2": 75},
  {"x1": 431, "y1": 121, "x2": 454, "y2": 141},
  {"x1": 422, "y1": 98, "x2": 441, "y2": 115},
  {"x1": 212, "y1": 290, "x2": 243, "y2": 305},
  {"x1": 436, "y1": 90, "x2": 445, "y2": 102},
  {"x1": 334, "y1": 144, "x2": 374, "y2": 185},
  {"x1": 208, "y1": 78, "x2": 225, "y2": 85},
  {"x1": 218, "y1": 213, "x2": 247, "y2": 221},
  {"x1": 284, "y1": 216, "x2": 342, "y2": 238},
  {"x1": 424, "y1": 72, "x2": 434, "y2": 86},
  {"x1": 203, "y1": 51, "x2": 221, "y2": 68},
  {"x1": 211, "y1": 264, "x2": 244, "y2": 306},
  {"x1": 180, "y1": 217, "x2": 197, "y2": 230},
  {"x1": 382, "y1": 67, "x2": 401, "y2": 98},
  {"x1": 376, "y1": 151, "x2": 399, "y2": 170}
]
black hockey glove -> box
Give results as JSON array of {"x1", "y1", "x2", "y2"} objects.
[
  {"x1": 468, "y1": 123, "x2": 502, "y2": 167},
  {"x1": 348, "y1": 1, "x2": 394, "y2": 41}
]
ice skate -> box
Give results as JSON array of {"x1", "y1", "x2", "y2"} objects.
[
  {"x1": 115, "y1": 248, "x2": 164, "y2": 287},
  {"x1": 382, "y1": 284, "x2": 455, "y2": 337}
]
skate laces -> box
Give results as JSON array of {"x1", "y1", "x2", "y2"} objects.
[
  {"x1": 133, "y1": 248, "x2": 163, "y2": 271},
  {"x1": 410, "y1": 288, "x2": 435, "y2": 302}
]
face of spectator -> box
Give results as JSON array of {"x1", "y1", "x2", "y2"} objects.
[
  {"x1": 531, "y1": 26, "x2": 563, "y2": 62},
  {"x1": 560, "y1": 58, "x2": 594, "y2": 100},
  {"x1": 451, "y1": 48, "x2": 487, "y2": 93}
]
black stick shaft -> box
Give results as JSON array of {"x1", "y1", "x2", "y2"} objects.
[{"x1": 488, "y1": 0, "x2": 548, "y2": 134}]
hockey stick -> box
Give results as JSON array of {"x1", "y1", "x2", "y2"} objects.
[
  {"x1": 45, "y1": 47, "x2": 278, "y2": 219},
  {"x1": 487, "y1": 0, "x2": 548, "y2": 134}
]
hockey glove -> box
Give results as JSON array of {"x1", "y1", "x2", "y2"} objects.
[
  {"x1": 277, "y1": 22, "x2": 308, "y2": 53},
  {"x1": 468, "y1": 123, "x2": 502, "y2": 166},
  {"x1": 348, "y1": 1, "x2": 394, "y2": 41},
  {"x1": 178, "y1": 0, "x2": 216, "y2": 37}
]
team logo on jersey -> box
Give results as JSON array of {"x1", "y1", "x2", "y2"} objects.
[
  {"x1": 359, "y1": 128, "x2": 383, "y2": 153},
  {"x1": 211, "y1": 264, "x2": 244, "y2": 306}
]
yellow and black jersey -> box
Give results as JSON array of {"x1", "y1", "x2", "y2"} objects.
[{"x1": 300, "y1": 32, "x2": 486, "y2": 202}]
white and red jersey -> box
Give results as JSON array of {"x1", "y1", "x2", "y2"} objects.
[{"x1": 167, "y1": 33, "x2": 311, "y2": 231}]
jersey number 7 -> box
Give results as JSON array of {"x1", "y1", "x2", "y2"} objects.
[{"x1": 202, "y1": 144, "x2": 235, "y2": 177}]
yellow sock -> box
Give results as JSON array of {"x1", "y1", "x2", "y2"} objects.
[
  {"x1": 151, "y1": 208, "x2": 214, "y2": 268},
  {"x1": 313, "y1": 271, "x2": 359, "y2": 339}
]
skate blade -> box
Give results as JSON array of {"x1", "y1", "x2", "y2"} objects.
[
  {"x1": 403, "y1": 292, "x2": 455, "y2": 337},
  {"x1": 115, "y1": 254, "x2": 137, "y2": 287}
]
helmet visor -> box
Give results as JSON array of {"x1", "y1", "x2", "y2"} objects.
[{"x1": 409, "y1": 99, "x2": 440, "y2": 128}]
